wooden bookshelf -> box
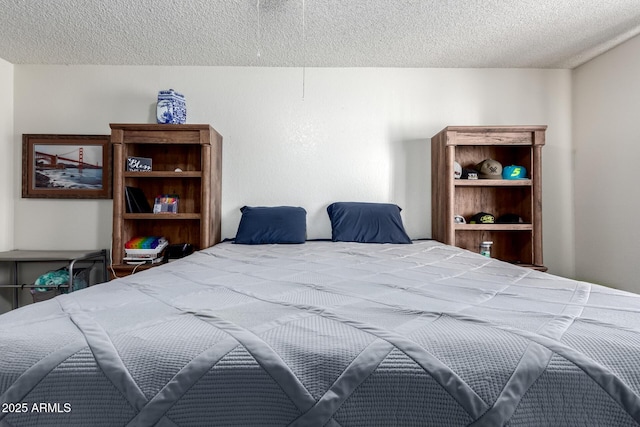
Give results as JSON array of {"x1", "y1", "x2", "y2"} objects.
[
  {"x1": 110, "y1": 124, "x2": 222, "y2": 277},
  {"x1": 431, "y1": 126, "x2": 546, "y2": 270}
]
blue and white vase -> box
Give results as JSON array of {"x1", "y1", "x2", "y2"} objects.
[{"x1": 156, "y1": 89, "x2": 186, "y2": 124}]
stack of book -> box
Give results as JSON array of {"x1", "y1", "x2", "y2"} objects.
[{"x1": 123, "y1": 236, "x2": 168, "y2": 265}]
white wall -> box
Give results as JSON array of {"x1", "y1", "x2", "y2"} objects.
[
  {"x1": 573, "y1": 35, "x2": 640, "y2": 292},
  {"x1": 0, "y1": 58, "x2": 13, "y2": 251},
  {"x1": 12, "y1": 66, "x2": 574, "y2": 276},
  {"x1": 0, "y1": 58, "x2": 14, "y2": 313}
]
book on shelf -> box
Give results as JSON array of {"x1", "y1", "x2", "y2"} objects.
[
  {"x1": 123, "y1": 255, "x2": 165, "y2": 265},
  {"x1": 125, "y1": 186, "x2": 153, "y2": 213},
  {"x1": 123, "y1": 236, "x2": 168, "y2": 265}
]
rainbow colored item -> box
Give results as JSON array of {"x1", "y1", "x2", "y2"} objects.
[{"x1": 125, "y1": 236, "x2": 165, "y2": 250}]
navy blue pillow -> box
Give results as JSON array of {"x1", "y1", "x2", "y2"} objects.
[
  {"x1": 235, "y1": 206, "x2": 307, "y2": 244},
  {"x1": 326, "y1": 202, "x2": 412, "y2": 244}
]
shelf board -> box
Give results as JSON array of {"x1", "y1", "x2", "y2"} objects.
[
  {"x1": 123, "y1": 213, "x2": 201, "y2": 220},
  {"x1": 109, "y1": 263, "x2": 159, "y2": 279},
  {"x1": 123, "y1": 171, "x2": 202, "y2": 178},
  {"x1": 456, "y1": 224, "x2": 533, "y2": 231},
  {"x1": 454, "y1": 179, "x2": 532, "y2": 187},
  {"x1": 111, "y1": 263, "x2": 158, "y2": 270}
]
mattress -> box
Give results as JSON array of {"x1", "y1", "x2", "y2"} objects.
[{"x1": 1, "y1": 240, "x2": 640, "y2": 426}]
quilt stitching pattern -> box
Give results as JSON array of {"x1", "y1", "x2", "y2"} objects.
[{"x1": 1, "y1": 241, "x2": 640, "y2": 426}]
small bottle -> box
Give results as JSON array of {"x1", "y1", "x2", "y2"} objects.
[{"x1": 479, "y1": 241, "x2": 493, "y2": 257}]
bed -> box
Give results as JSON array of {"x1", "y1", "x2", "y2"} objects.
[
  {"x1": 2, "y1": 236, "x2": 640, "y2": 426},
  {"x1": 3, "y1": 201, "x2": 640, "y2": 427}
]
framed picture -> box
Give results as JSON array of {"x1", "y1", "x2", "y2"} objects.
[{"x1": 22, "y1": 134, "x2": 112, "y2": 199}]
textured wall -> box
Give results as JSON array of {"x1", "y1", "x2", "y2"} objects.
[{"x1": 12, "y1": 66, "x2": 573, "y2": 276}]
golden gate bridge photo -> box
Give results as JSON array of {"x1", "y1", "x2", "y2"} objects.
[{"x1": 34, "y1": 145, "x2": 103, "y2": 189}]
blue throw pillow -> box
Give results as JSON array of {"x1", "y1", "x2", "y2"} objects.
[
  {"x1": 235, "y1": 206, "x2": 307, "y2": 244},
  {"x1": 326, "y1": 202, "x2": 412, "y2": 244}
]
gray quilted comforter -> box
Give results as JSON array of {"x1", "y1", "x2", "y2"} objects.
[{"x1": 1, "y1": 240, "x2": 640, "y2": 426}]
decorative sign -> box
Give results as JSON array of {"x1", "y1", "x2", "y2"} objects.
[{"x1": 127, "y1": 156, "x2": 152, "y2": 172}]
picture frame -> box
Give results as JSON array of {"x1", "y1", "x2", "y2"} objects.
[{"x1": 22, "y1": 134, "x2": 112, "y2": 199}]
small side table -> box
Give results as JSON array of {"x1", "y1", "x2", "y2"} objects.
[{"x1": 0, "y1": 249, "x2": 108, "y2": 310}]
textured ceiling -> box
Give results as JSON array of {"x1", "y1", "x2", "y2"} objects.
[{"x1": 1, "y1": 0, "x2": 640, "y2": 68}]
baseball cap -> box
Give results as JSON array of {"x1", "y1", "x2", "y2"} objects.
[
  {"x1": 469, "y1": 212, "x2": 495, "y2": 224},
  {"x1": 454, "y1": 161, "x2": 462, "y2": 179},
  {"x1": 502, "y1": 165, "x2": 527, "y2": 180},
  {"x1": 475, "y1": 159, "x2": 503, "y2": 179},
  {"x1": 454, "y1": 215, "x2": 466, "y2": 224},
  {"x1": 496, "y1": 213, "x2": 524, "y2": 224}
]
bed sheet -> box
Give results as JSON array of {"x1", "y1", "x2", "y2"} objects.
[{"x1": 1, "y1": 240, "x2": 640, "y2": 426}]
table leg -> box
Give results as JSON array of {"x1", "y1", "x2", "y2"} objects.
[{"x1": 12, "y1": 261, "x2": 18, "y2": 309}]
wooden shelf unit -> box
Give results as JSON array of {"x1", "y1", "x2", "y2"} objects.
[
  {"x1": 110, "y1": 124, "x2": 222, "y2": 276},
  {"x1": 431, "y1": 125, "x2": 546, "y2": 270}
]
